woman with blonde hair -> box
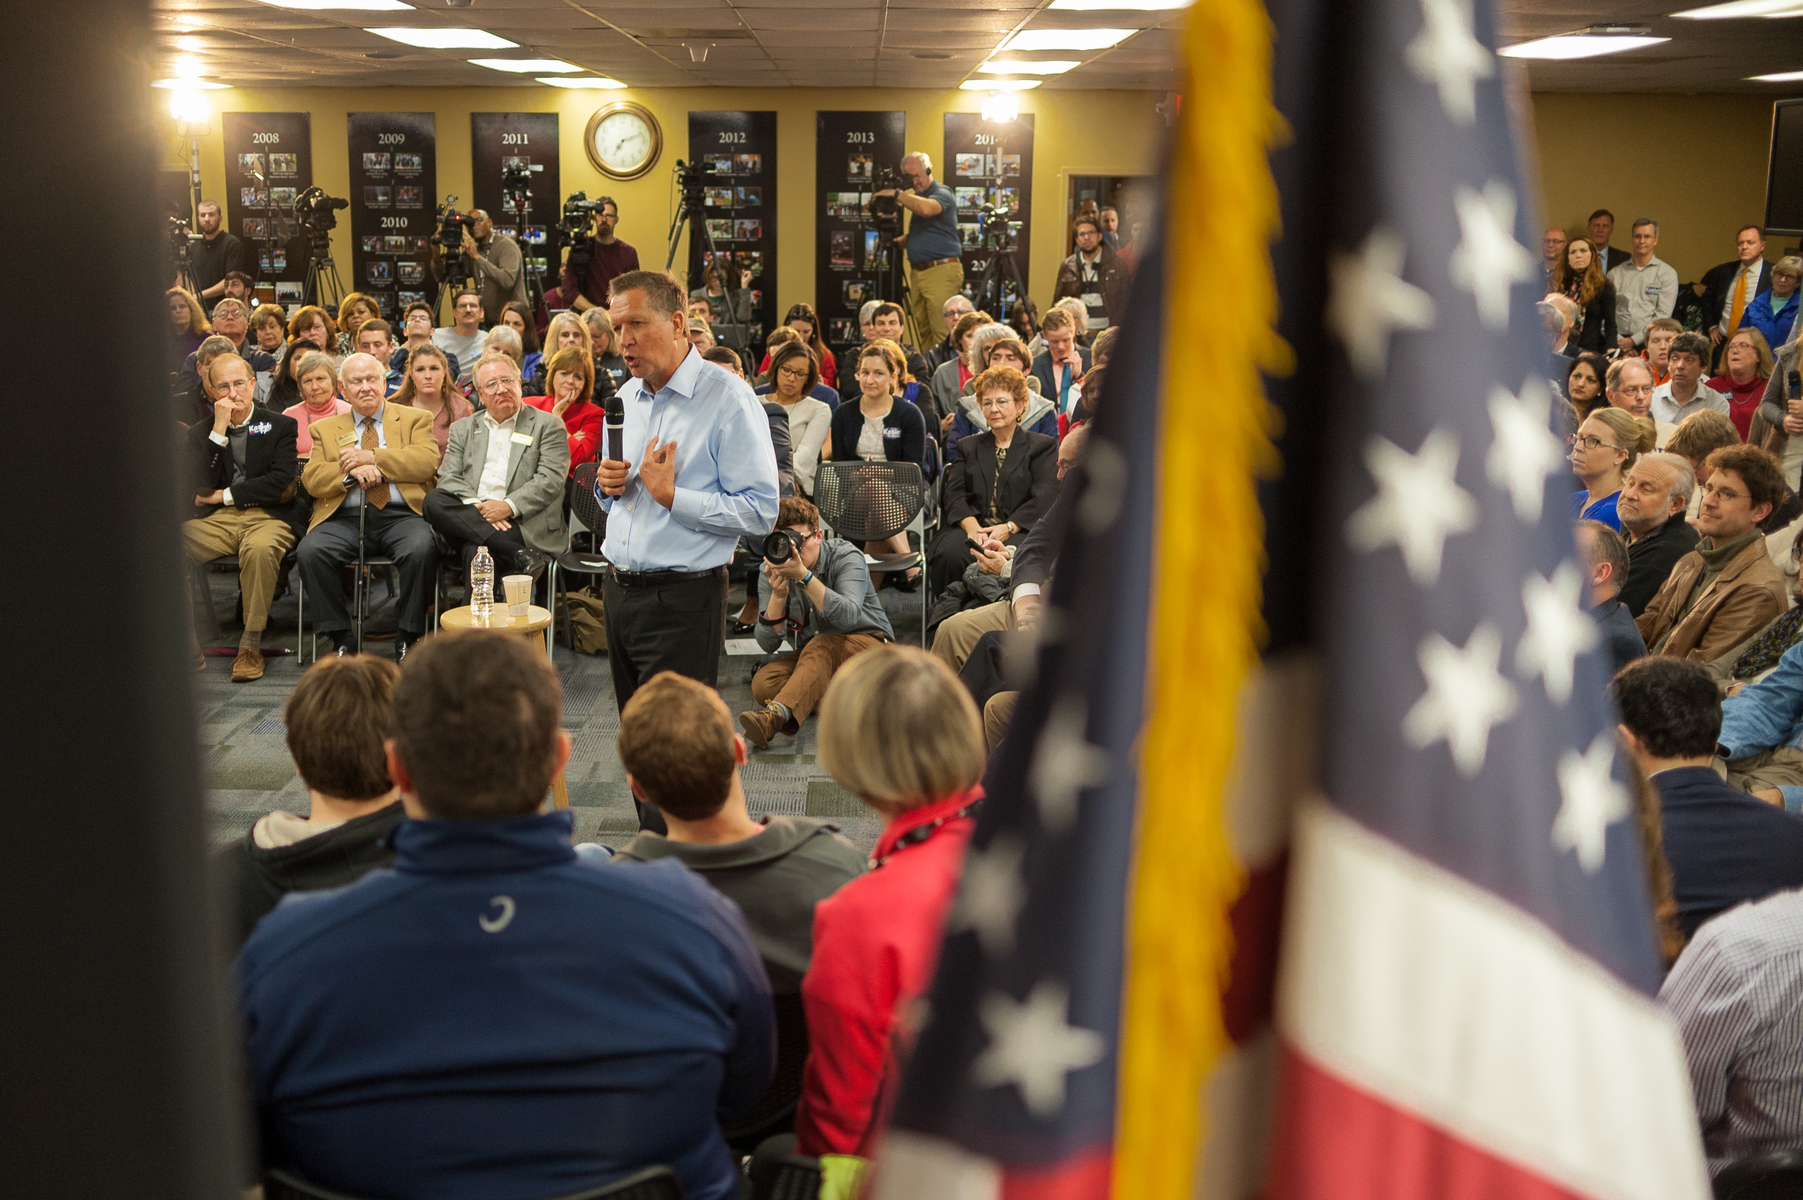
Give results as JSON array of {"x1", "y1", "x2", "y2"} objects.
[
  {"x1": 796, "y1": 645, "x2": 985, "y2": 1159},
  {"x1": 1570, "y1": 405, "x2": 1656, "y2": 530},
  {"x1": 1553, "y1": 237, "x2": 1618, "y2": 353},
  {"x1": 167, "y1": 286, "x2": 210, "y2": 364},
  {"x1": 529, "y1": 310, "x2": 592, "y2": 395},
  {"x1": 583, "y1": 307, "x2": 628, "y2": 389}
]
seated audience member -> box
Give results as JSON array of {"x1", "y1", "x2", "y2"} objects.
[
  {"x1": 217, "y1": 654, "x2": 404, "y2": 950},
  {"x1": 1740, "y1": 255, "x2": 1801, "y2": 356},
  {"x1": 1638, "y1": 444, "x2": 1788, "y2": 663},
  {"x1": 1754, "y1": 335, "x2": 1803, "y2": 480},
  {"x1": 757, "y1": 328, "x2": 840, "y2": 408},
  {"x1": 218, "y1": 269, "x2": 254, "y2": 306},
  {"x1": 704, "y1": 344, "x2": 743, "y2": 376},
  {"x1": 688, "y1": 318, "x2": 716, "y2": 353},
  {"x1": 483, "y1": 323, "x2": 524, "y2": 372},
  {"x1": 948, "y1": 337, "x2": 1059, "y2": 460},
  {"x1": 1652, "y1": 332, "x2": 1731, "y2": 427},
  {"x1": 1642, "y1": 318, "x2": 1684, "y2": 386},
  {"x1": 1660, "y1": 883, "x2": 1803, "y2": 1177},
  {"x1": 1030, "y1": 308, "x2": 1090, "y2": 417},
  {"x1": 175, "y1": 298, "x2": 276, "y2": 397},
  {"x1": 167, "y1": 285, "x2": 209, "y2": 366},
  {"x1": 184, "y1": 353, "x2": 302, "y2": 682},
  {"x1": 825, "y1": 339, "x2": 929, "y2": 586},
  {"x1": 296, "y1": 353, "x2": 442, "y2": 660},
  {"x1": 499, "y1": 299, "x2": 542, "y2": 382},
  {"x1": 1577, "y1": 520, "x2": 1646, "y2": 674},
  {"x1": 796, "y1": 645, "x2": 984, "y2": 1159},
  {"x1": 756, "y1": 302, "x2": 839, "y2": 390},
  {"x1": 615, "y1": 671, "x2": 864, "y2": 991},
  {"x1": 238, "y1": 632, "x2": 774, "y2": 1200},
  {"x1": 870, "y1": 301, "x2": 931, "y2": 384},
  {"x1": 432, "y1": 289, "x2": 487, "y2": 387},
  {"x1": 281, "y1": 351, "x2": 351, "y2": 457},
  {"x1": 586, "y1": 306, "x2": 629, "y2": 389},
  {"x1": 1713, "y1": 326, "x2": 1775, "y2": 441},
  {"x1": 758, "y1": 341, "x2": 833, "y2": 498},
  {"x1": 286, "y1": 305, "x2": 337, "y2": 359},
  {"x1": 930, "y1": 311, "x2": 990, "y2": 427},
  {"x1": 389, "y1": 342, "x2": 473, "y2": 459},
  {"x1": 179, "y1": 334, "x2": 237, "y2": 426},
  {"x1": 250, "y1": 303, "x2": 288, "y2": 358},
  {"x1": 923, "y1": 294, "x2": 977, "y2": 376},
  {"x1": 1563, "y1": 353, "x2": 1611, "y2": 427},
  {"x1": 835, "y1": 299, "x2": 882, "y2": 388},
  {"x1": 1553, "y1": 236, "x2": 1618, "y2": 353},
  {"x1": 264, "y1": 338, "x2": 315, "y2": 415},
  {"x1": 394, "y1": 302, "x2": 457, "y2": 383},
  {"x1": 424, "y1": 352, "x2": 570, "y2": 581},
  {"x1": 351, "y1": 319, "x2": 403, "y2": 394},
  {"x1": 1615, "y1": 451, "x2": 1700, "y2": 617},
  {"x1": 529, "y1": 310, "x2": 592, "y2": 396},
  {"x1": 929, "y1": 366, "x2": 1060, "y2": 594},
  {"x1": 1008, "y1": 296, "x2": 1039, "y2": 344},
  {"x1": 1607, "y1": 356, "x2": 1657, "y2": 424},
  {"x1": 333, "y1": 293, "x2": 381, "y2": 356},
  {"x1": 1667, "y1": 409, "x2": 1746, "y2": 519},
  {"x1": 1542, "y1": 292, "x2": 1579, "y2": 362},
  {"x1": 524, "y1": 346, "x2": 605, "y2": 490},
  {"x1": 1720, "y1": 627, "x2": 1803, "y2": 806},
  {"x1": 1616, "y1": 657, "x2": 1803, "y2": 937},
  {"x1": 1569, "y1": 406, "x2": 1654, "y2": 530},
  {"x1": 741, "y1": 498, "x2": 895, "y2": 749}
]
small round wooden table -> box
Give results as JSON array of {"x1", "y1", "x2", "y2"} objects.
[{"x1": 437, "y1": 604, "x2": 567, "y2": 811}]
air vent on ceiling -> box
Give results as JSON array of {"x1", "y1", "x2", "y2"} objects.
[
  {"x1": 624, "y1": 28, "x2": 755, "y2": 39},
  {"x1": 913, "y1": 52, "x2": 954, "y2": 59}
]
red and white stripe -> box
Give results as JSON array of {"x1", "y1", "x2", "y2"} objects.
[{"x1": 1268, "y1": 799, "x2": 1710, "y2": 1200}]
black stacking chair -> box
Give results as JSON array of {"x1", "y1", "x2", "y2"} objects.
[
  {"x1": 1715, "y1": 1148, "x2": 1803, "y2": 1200},
  {"x1": 553, "y1": 462, "x2": 612, "y2": 650},
  {"x1": 812, "y1": 461, "x2": 930, "y2": 646},
  {"x1": 266, "y1": 1164, "x2": 686, "y2": 1200}
]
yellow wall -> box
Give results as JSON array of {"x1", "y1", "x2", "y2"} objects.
[
  {"x1": 154, "y1": 85, "x2": 1166, "y2": 315},
  {"x1": 1529, "y1": 92, "x2": 1792, "y2": 282}
]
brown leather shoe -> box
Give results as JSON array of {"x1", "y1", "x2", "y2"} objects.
[
  {"x1": 230, "y1": 648, "x2": 265, "y2": 682},
  {"x1": 738, "y1": 705, "x2": 784, "y2": 750}
]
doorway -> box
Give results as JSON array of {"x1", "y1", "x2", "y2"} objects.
[{"x1": 1063, "y1": 174, "x2": 1154, "y2": 255}]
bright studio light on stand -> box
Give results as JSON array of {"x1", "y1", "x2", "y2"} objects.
[
  {"x1": 169, "y1": 89, "x2": 213, "y2": 127},
  {"x1": 980, "y1": 91, "x2": 1021, "y2": 122}
]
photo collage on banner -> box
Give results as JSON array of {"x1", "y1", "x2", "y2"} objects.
[
  {"x1": 470, "y1": 113, "x2": 560, "y2": 311},
  {"x1": 222, "y1": 112, "x2": 312, "y2": 306},
  {"x1": 346, "y1": 112, "x2": 437, "y2": 320},
  {"x1": 814, "y1": 111, "x2": 906, "y2": 355},
  {"x1": 943, "y1": 112, "x2": 1035, "y2": 320},
  {"x1": 687, "y1": 111, "x2": 777, "y2": 356}
]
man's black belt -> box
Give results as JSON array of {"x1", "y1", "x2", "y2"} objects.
[
  {"x1": 608, "y1": 565, "x2": 727, "y2": 588},
  {"x1": 911, "y1": 256, "x2": 961, "y2": 271}
]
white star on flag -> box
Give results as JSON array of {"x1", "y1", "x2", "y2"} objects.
[
  {"x1": 1449, "y1": 180, "x2": 1537, "y2": 332},
  {"x1": 949, "y1": 835, "x2": 1027, "y2": 956},
  {"x1": 1028, "y1": 696, "x2": 1109, "y2": 834},
  {"x1": 1553, "y1": 732, "x2": 1631, "y2": 873},
  {"x1": 1346, "y1": 428, "x2": 1478, "y2": 587},
  {"x1": 1328, "y1": 228, "x2": 1438, "y2": 380},
  {"x1": 1402, "y1": 623, "x2": 1518, "y2": 776},
  {"x1": 1486, "y1": 377, "x2": 1565, "y2": 523},
  {"x1": 1405, "y1": 0, "x2": 1494, "y2": 125},
  {"x1": 1516, "y1": 562, "x2": 1599, "y2": 705},
  {"x1": 971, "y1": 981, "x2": 1106, "y2": 1118}
]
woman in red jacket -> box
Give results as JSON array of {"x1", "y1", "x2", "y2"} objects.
[
  {"x1": 796, "y1": 645, "x2": 985, "y2": 1159},
  {"x1": 525, "y1": 347, "x2": 604, "y2": 517}
]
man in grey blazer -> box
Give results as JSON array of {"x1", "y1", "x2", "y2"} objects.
[{"x1": 423, "y1": 351, "x2": 571, "y2": 580}]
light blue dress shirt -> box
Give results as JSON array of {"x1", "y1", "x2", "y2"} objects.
[
  {"x1": 340, "y1": 407, "x2": 403, "y2": 510},
  {"x1": 1720, "y1": 638, "x2": 1803, "y2": 813},
  {"x1": 599, "y1": 346, "x2": 779, "y2": 572}
]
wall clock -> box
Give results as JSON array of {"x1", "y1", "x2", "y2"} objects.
[{"x1": 584, "y1": 102, "x2": 662, "y2": 181}]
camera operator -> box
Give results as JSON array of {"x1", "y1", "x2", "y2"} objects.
[
  {"x1": 873, "y1": 152, "x2": 961, "y2": 351},
  {"x1": 560, "y1": 197, "x2": 639, "y2": 313},
  {"x1": 432, "y1": 290, "x2": 487, "y2": 390},
  {"x1": 191, "y1": 200, "x2": 246, "y2": 301},
  {"x1": 457, "y1": 209, "x2": 529, "y2": 326},
  {"x1": 739, "y1": 498, "x2": 893, "y2": 750}
]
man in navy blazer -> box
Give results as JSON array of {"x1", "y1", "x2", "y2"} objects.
[
  {"x1": 239, "y1": 633, "x2": 774, "y2": 1200},
  {"x1": 1613, "y1": 656, "x2": 1803, "y2": 937}
]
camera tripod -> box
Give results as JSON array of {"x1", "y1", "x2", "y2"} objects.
[
  {"x1": 862, "y1": 213, "x2": 929, "y2": 347},
  {"x1": 170, "y1": 226, "x2": 200, "y2": 298},
  {"x1": 501, "y1": 166, "x2": 548, "y2": 315},
  {"x1": 665, "y1": 161, "x2": 750, "y2": 352},
  {"x1": 433, "y1": 248, "x2": 472, "y2": 324},
  {"x1": 967, "y1": 232, "x2": 1030, "y2": 335},
  {"x1": 301, "y1": 232, "x2": 346, "y2": 312}
]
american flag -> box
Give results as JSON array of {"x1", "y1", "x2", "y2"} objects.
[{"x1": 870, "y1": 0, "x2": 1712, "y2": 1196}]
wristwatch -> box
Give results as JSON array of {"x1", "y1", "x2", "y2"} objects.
[{"x1": 800, "y1": 570, "x2": 815, "y2": 587}]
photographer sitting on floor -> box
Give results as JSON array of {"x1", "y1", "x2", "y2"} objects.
[{"x1": 740, "y1": 498, "x2": 894, "y2": 750}]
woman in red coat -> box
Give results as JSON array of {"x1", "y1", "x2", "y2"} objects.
[
  {"x1": 795, "y1": 645, "x2": 986, "y2": 1159},
  {"x1": 524, "y1": 346, "x2": 604, "y2": 518}
]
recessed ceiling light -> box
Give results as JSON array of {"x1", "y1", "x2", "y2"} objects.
[
  {"x1": 365, "y1": 27, "x2": 518, "y2": 49},
  {"x1": 1672, "y1": 0, "x2": 1803, "y2": 17},
  {"x1": 999, "y1": 28, "x2": 1135, "y2": 51},
  {"x1": 536, "y1": 75, "x2": 628, "y2": 88},
  {"x1": 152, "y1": 77, "x2": 230, "y2": 88},
  {"x1": 960, "y1": 78, "x2": 1040, "y2": 90},
  {"x1": 257, "y1": 0, "x2": 412, "y2": 9},
  {"x1": 1499, "y1": 31, "x2": 1670, "y2": 59},
  {"x1": 1749, "y1": 68, "x2": 1803, "y2": 79},
  {"x1": 978, "y1": 59, "x2": 1080, "y2": 73},
  {"x1": 469, "y1": 57, "x2": 581, "y2": 72},
  {"x1": 1048, "y1": 0, "x2": 1188, "y2": 8}
]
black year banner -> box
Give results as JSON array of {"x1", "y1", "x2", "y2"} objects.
[
  {"x1": 471, "y1": 112, "x2": 560, "y2": 306},
  {"x1": 347, "y1": 112, "x2": 437, "y2": 320},
  {"x1": 943, "y1": 112, "x2": 1034, "y2": 318},
  {"x1": 223, "y1": 112, "x2": 312, "y2": 300},
  {"x1": 687, "y1": 111, "x2": 777, "y2": 354},
  {"x1": 815, "y1": 111, "x2": 905, "y2": 355}
]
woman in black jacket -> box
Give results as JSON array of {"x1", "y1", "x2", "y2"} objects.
[
  {"x1": 824, "y1": 339, "x2": 929, "y2": 586},
  {"x1": 926, "y1": 365, "x2": 1058, "y2": 593},
  {"x1": 1553, "y1": 237, "x2": 1618, "y2": 354}
]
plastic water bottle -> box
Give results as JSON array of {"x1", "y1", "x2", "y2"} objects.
[{"x1": 471, "y1": 546, "x2": 494, "y2": 620}]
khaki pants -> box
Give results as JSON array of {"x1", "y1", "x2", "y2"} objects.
[
  {"x1": 984, "y1": 691, "x2": 1018, "y2": 754},
  {"x1": 931, "y1": 600, "x2": 1013, "y2": 673},
  {"x1": 753, "y1": 633, "x2": 886, "y2": 730},
  {"x1": 1726, "y1": 747, "x2": 1803, "y2": 798},
  {"x1": 182, "y1": 507, "x2": 295, "y2": 632},
  {"x1": 907, "y1": 259, "x2": 964, "y2": 350}
]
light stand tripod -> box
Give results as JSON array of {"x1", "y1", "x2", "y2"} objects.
[
  {"x1": 962, "y1": 146, "x2": 1032, "y2": 335},
  {"x1": 862, "y1": 205, "x2": 923, "y2": 347},
  {"x1": 665, "y1": 160, "x2": 749, "y2": 353},
  {"x1": 500, "y1": 163, "x2": 548, "y2": 315},
  {"x1": 301, "y1": 228, "x2": 346, "y2": 313},
  {"x1": 169, "y1": 219, "x2": 201, "y2": 297}
]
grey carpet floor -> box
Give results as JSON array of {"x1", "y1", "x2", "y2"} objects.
[{"x1": 193, "y1": 563, "x2": 923, "y2": 854}]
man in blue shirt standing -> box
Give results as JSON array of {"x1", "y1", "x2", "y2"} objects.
[
  {"x1": 239, "y1": 632, "x2": 775, "y2": 1200},
  {"x1": 878, "y1": 151, "x2": 962, "y2": 351},
  {"x1": 596, "y1": 269, "x2": 780, "y2": 826}
]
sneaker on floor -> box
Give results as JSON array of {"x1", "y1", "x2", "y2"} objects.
[
  {"x1": 230, "y1": 648, "x2": 265, "y2": 682},
  {"x1": 738, "y1": 704, "x2": 785, "y2": 750}
]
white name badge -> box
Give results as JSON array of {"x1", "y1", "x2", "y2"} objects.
[{"x1": 510, "y1": 431, "x2": 534, "y2": 445}]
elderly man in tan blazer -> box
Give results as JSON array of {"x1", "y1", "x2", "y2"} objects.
[
  {"x1": 296, "y1": 352, "x2": 442, "y2": 659},
  {"x1": 1637, "y1": 443, "x2": 1790, "y2": 663}
]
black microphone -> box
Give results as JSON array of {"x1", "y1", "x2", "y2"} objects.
[
  {"x1": 1789, "y1": 368, "x2": 1801, "y2": 401},
  {"x1": 605, "y1": 391, "x2": 625, "y2": 463}
]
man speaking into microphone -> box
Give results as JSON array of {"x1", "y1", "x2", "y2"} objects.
[{"x1": 595, "y1": 270, "x2": 778, "y2": 809}]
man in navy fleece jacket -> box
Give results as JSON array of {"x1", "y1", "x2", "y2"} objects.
[{"x1": 237, "y1": 631, "x2": 773, "y2": 1200}]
